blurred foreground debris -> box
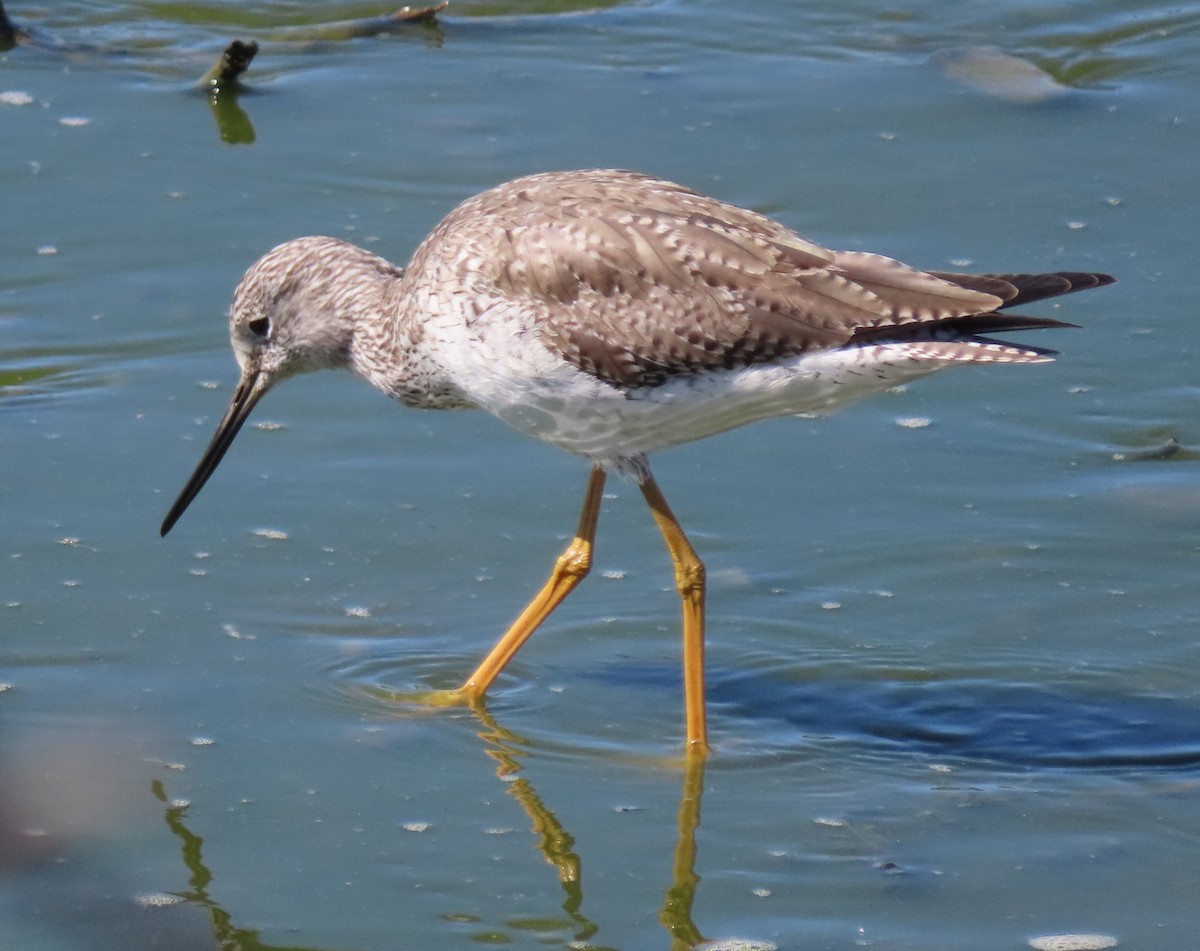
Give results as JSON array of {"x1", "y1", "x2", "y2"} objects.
[{"x1": 0, "y1": 0, "x2": 30, "y2": 50}]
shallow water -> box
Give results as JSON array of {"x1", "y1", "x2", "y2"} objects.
[{"x1": 2, "y1": 1, "x2": 1199, "y2": 949}]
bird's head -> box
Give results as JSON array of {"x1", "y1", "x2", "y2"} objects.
[
  {"x1": 160, "y1": 236, "x2": 401, "y2": 536},
  {"x1": 229, "y1": 236, "x2": 376, "y2": 383}
]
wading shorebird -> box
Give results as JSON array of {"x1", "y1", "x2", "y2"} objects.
[{"x1": 160, "y1": 169, "x2": 1114, "y2": 753}]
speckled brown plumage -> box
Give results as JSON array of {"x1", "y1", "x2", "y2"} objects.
[{"x1": 394, "y1": 170, "x2": 1110, "y2": 389}]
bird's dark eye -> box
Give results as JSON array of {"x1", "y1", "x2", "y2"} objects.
[{"x1": 247, "y1": 317, "x2": 270, "y2": 338}]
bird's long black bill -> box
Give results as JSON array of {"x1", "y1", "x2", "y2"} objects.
[{"x1": 160, "y1": 372, "x2": 267, "y2": 537}]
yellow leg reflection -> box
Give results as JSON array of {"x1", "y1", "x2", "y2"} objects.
[
  {"x1": 659, "y1": 750, "x2": 708, "y2": 950},
  {"x1": 154, "y1": 709, "x2": 729, "y2": 951},
  {"x1": 473, "y1": 709, "x2": 600, "y2": 945},
  {"x1": 456, "y1": 466, "x2": 607, "y2": 698},
  {"x1": 640, "y1": 471, "x2": 709, "y2": 754},
  {"x1": 152, "y1": 780, "x2": 325, "y2": 951},
  {"x1": 469, "y1": 704, "x2": 712, "y2": 950}
]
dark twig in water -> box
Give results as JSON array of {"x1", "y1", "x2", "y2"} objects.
[
  {"x1": 199, "y1": 39, "x2": 258, "y2": 94},
  {"x1": 192, "y1": 5, "x2": 446, "y2": 144}
]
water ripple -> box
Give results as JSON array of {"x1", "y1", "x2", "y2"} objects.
[
  {"x1": 299, "y1": 627, "x2": 1200, "y2": 772},
  {"x1": 703, "y1": 666, "x2": 1200, "y2": 771}
]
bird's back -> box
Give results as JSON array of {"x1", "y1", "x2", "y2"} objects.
[{"x1": 399, "y1": 169, "x2": 1107, "y2": 397}]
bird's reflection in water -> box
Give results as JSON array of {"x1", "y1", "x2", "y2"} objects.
[
  {"x1": 471, "y1": 704, "x2": 710, "y2": 950},
  {"x1": 472, "y1": 708, "x2": 604, "y2": 946},
  {"x1": 152, "y1": 703, "x2": 745, "y2": 951},
  {"x1": 152, "y1": 780, "x2": 325, "y2": 951}
]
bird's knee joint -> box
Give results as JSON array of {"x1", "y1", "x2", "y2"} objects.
[
  {"x1": 674, "y1": 559, "x2": 706, "y2": 597},
  {"x1": 555, "y1": 543, "x2": 593, "y2": 581}
]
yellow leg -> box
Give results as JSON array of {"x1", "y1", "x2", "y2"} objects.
[
  {"x1": 457, "y1": 466, "x2": 607, "y2": 697},
  {"x1": 640, "y1": 472, "x2": 709, "y2": 754}
]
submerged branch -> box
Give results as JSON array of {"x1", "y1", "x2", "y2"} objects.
[
  {"x1": 195, "y1": 4, "x2": 447, "y2": 91},
  {"x1": 261, "y1": 3, "x2": 448, "y2": 43}
]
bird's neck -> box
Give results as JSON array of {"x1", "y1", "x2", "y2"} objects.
[{"x1": 346, "y1": 260, "x2": 473, "y2": 410}]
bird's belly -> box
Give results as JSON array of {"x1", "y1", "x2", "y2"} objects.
[{"x1": 481, "y1": 344, "x2": 952, "y2": 465}]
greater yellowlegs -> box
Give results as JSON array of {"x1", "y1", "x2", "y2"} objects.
[{"x1": 160, "y1": 168, "x2": 1114, "y2": 752}]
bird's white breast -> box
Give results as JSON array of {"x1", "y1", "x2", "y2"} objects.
[{"x1": 421, "y1": 294, "x2": 954, "y2": 466}]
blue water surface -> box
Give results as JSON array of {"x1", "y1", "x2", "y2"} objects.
[{"x1": 2, "y1": 2, "x2": 1198, "y2": 949}]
